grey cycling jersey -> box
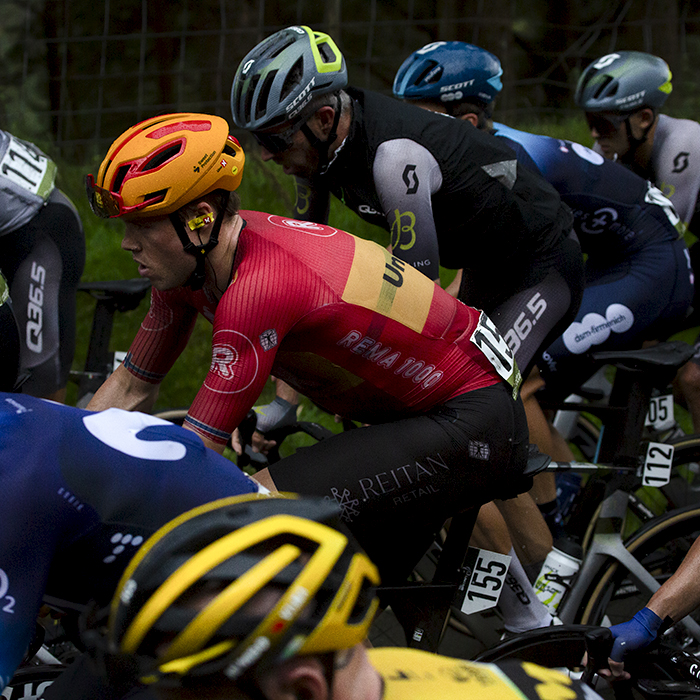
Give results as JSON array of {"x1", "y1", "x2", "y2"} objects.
[
  {"x1": 649, "y1": 114, "x2": 700, "y2": 227},
  {"x1": 0, "y1": 130, "x2": 57, "y2": 236},
  {"x1": 594, "y1": 114, "x2": 700, "y2": 229}
]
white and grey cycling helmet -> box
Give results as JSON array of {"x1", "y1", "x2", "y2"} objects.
[
  {"x1": 575, "y1": 51, "x2": 672, "y2": 114},
  {"x1": 231, "y1": 25, "x2": 347, "y2": 137}
]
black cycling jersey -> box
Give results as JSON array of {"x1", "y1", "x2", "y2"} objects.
[
  {"x1": 295, "y1": 88, "x2": 573, "y2": 302},
  {"x1": 292, "y1": 88, "x2": 582, "y2": 375}
]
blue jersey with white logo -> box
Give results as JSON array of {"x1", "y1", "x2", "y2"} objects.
[
  {"x1": 491, "y1": 123, "x2": 682, "y2": 262},
  {"x1": 0, "y1": 393, "x2": 259, "y2": 691}
]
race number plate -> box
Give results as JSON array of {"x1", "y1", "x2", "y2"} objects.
[
  {"x1": 644, "y1": 395, "x2": 675, "y2": 432},
  {"x1": 470, "y1": 311, "x2": 522, "y2": 397},
  {"x1": 459, "y1": 547, "x2": 511, "y2": 615},
  {"x1": 0, "y1": 135, "x2": 56, "y2": 199},
  {"x1": 643, "y1": 442, "x2": 674, "y2": 487}
]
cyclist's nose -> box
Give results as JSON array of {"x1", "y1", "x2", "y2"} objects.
[
  {"x1": 121, "y1": 230, "x2": 141, "y2": 252},
  {"x1": 260, "y1": 146, "x2": 274, "y2": 162}
]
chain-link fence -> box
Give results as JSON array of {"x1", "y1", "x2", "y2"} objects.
[{"x1": 2, "y1": 0, "x2": 699, "y2": 159}]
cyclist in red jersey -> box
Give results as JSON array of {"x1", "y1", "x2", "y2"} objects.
[{"x1": 85, "y1": 114, "x2": 530, "y2": 601}]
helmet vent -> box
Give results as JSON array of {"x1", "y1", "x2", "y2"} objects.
[
  {"x1": 281, "y1": 59, "x2": 303, "y2": 101},
  {"x1": 144, "y1": 144, "x2": 183, "y2": 172},
  {"x1": 416, "y1": 61, "x2": 442, "y2": 85},
  {"x1": 256, "y1": 71, "x2": 278, "y2": 121},
  {"x1": 269, "y1": 37, "x2": 297, "y2": 60},
  {"x1": 318, "y1": 42, "x2": 337, "y2": 65},
  {"x1": 112, "y1": 165, "x2": 131, "y2": 193},
  {"x1": 243, "y1": 74, "x2": 259, "y2": 123},
  {"x1": 594, "y1": 76, "x2": 617, "y2": 100},
  {"x1": 143, "y1": 189, "x2": 167, "y2": 205}
]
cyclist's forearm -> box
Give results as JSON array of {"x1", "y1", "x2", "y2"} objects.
[
  {"x1": 646, "y1": 534, "x2": 700, "y2": 621},
  {"x1": 86, "y1": 364, "x2": 159, "y2": 413},
  {"x1": 181, "y1": 423, "x2": 225, "y2": 455}
]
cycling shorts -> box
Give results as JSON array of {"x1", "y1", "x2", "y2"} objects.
[
  {"x1": 0, "y1": 189, "x2": 85, "y2": 396},
  {"x1": 540, "y1": 237, "x2": 694, "y2": 395},
  {"x1": 269, "y1": 382, "x2": 529, "y2": 583},
  {"x1": 471, "y1": 231, "x2": 584, "y2": 378}
]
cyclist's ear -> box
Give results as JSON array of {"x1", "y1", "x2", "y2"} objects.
[{"x1": 258, "y1": 657, "x2": 330, "y2": 700}]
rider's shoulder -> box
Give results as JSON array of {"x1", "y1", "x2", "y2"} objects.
[
  {"x1": 655, "y1": 113, "x2": 700, "y2": 150},
  {"x1": 368, "y1": 647, "x2": 598, "y2": 700}
]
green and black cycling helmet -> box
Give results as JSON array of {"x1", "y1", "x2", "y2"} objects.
[
  {"x1": 92, "y1": 493, "x2": 379, "y2": 689},
  {"x1": 575, "y1": 51, "x2": 672, "y2": 114},
  {"x1": 0, "y1": 271, "x2": 21, "y2": 392},
  {"x1": 231, "y1": 26, "x2": 347, "y2": 162}
]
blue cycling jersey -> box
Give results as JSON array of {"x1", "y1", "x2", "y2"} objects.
[
  {"x1": 488, "y1": 125, "x2": 693, "y2": 389},
  {"x1": 0, "y1": 393, "x2": 259, "y2": 691},
  {"x1": 491, "y1": 123, "x2": 682, "y2": 262}
]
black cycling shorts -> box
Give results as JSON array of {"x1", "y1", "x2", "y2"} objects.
[
  {"x1": 0, "y1": 189, "x2": 85, "y2": 396},
  {"x1": 460, "y1": 231, "x2": 584, "y2": 379},
  {"x1": 269, "y1": 382, "x2": 529, "y2": 583}
]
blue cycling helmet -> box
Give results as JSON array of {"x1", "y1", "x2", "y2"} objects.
[
  {"x1": 393, "y1": 41, "x2": 503, "y2": 106},
  {"x1": 575, "y1": 51, "x2": 672, "y2": 113}
]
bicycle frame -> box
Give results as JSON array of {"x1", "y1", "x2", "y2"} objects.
[{"x1": 556, "y1": 472, "x2": 700, "y2": 641}]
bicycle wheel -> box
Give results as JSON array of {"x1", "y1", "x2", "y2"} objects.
[
  {"x1": 474, "y1": 624, "x2": 591, "y2": 669},
  {"x1": 577, "y1": 501, "x2": 700, "y2": 649},
  {"x1": 4, "y1": 665, "x2": 65, "y2": 700}
]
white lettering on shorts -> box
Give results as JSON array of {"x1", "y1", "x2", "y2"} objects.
[
  {"x1": 563, "y1": 304, "x2": 634, "y2": 354},
  {"x1": 325, "y1": 455, "x2": 449, "y2": 523},
  {"x1": 26, "y1": 262, "x2": 46, "y2": 353}
]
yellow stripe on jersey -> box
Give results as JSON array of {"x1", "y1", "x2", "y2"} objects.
[{"x1": 342, "y1": 236, "x2": 434, "y2": 334}]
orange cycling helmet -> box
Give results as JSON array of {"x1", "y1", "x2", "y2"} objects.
[
  {"x1": 86, "y1": 113, "x2": 244, "y2": 220},
  {"x1": 86, "y1": 113, "x2": 245, "y2": 289}
]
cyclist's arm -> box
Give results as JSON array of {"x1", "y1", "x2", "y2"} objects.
[
  {"x1": 86, "y1": 363, "x2": 159, "y2": 413},
  {"x1": 646, "y1": 532, "x2": 700, "y2": 622},
  {"x1": 444, "y1": 269, "x2": 462, "y2": 297},
  {"x1": 87, "y1": 288, "x2": 197, "y2": 413},
  {"x1": 293, "y1": 177, "x2": 331, "y2": 223},
  {"x1": 605, "y1": 534, "x2": 700, "y2": 679},
  {"x1": 372, "y1": 139, "x2": 443, "y2": 283}
]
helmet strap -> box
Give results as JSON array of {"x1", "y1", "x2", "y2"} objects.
[
  {"x1": 169, "y1": 191, "x2": 231, "y2": 291},
  {"x1": 300, "y1": 93, "x2": 342, "y2": 174},
  {"x1": 620, "y1": 110, "x2": 655, "y2": 172}
]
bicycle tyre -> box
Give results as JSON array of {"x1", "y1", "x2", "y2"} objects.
[
  {"x1": 4, "y1": 665, "x2": 65, "y2": 699},
  {"x1": 474, "y1": 624, "x2": 592, "y2": 668},
  {"x1": 568, "y1": 415, "x2": 601, "y2": 462}
]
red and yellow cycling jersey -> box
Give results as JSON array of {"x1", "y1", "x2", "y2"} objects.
[{"x1": 125, "y1": 211, "x2": 511, "y2": 444}]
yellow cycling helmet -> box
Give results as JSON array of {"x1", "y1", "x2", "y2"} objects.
[
  {"x1": 86, "y1": 113, "x2": 245, "y2": 220},
  {"x1": 101, "y1": 493, "x2": 379, "y2": 687}
]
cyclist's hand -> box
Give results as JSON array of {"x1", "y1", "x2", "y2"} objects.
[
  {"x1": 599, "y1": 607, "x2": 664, "y2": 680},
  {"x1": 230, "y1": 428, "x2": 276, "y2": 456},
  {"x1": 250, "y1": 429, "x2": 276, "y2": 456}
]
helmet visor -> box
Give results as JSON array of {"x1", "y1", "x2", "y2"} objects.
[
  {"x1": 584, "y1": 112, "x2": 628, "y2": 138},
  {"x1": 85, "y1": 174, "x2": 164, "y2": 219}
]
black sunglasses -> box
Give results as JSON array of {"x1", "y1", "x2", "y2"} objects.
[
  {"x1": 252, "y1": 124, "x2": 301, "y2": 154},
  {"x1": 584, "y1": 112, "x2": 629, "y2": 138}
]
